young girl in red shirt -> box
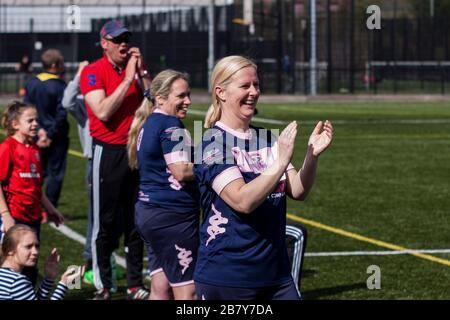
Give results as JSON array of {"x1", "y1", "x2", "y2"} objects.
[{"x1": 0, "y1": 101, "x2": 64, "y2": 242}]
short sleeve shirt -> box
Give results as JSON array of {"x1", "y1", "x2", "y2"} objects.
[
  {"x1": 137, "y1": 110, "x2": 199, "y2": 214},
  {"x1": 193, "y1": 121, "x2": 293, "y2": 287},
  {"x1": 80, "y1": 56, "x2": 143, "y2": 145},
  {"x1": 0, "y1": 137, "x2": 42, "y2": 222}
]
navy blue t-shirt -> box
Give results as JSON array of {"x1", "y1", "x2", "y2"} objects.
[
  {"x1": 193, "y1": 121, "x2": 294, "y2": 287},
  {"x1": 137, "y1": 110, "x2": 199, "y2": 213}
]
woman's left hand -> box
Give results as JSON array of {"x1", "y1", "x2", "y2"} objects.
[
  {"x1": 44, "y1": 248, "x2": 60, "y2": 281},
  {"x1": 308, "y1": 120, "x2": 333, "y2": 156}
]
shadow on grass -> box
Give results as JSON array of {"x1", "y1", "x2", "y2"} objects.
[
  {"x1": 64, "y1": 286, "x2": 131, "y2": 300},
  {"x1": 300, "y1": 269, "x2": 316, "y2": 279},
  {"x1": 302, "y1": 283, "x2": 367, "y2": 300}
]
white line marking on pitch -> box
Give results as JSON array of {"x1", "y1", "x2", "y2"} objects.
[
  {"x1": 49, "y1": 222, "x2": 450, "y2": 261},
  {"x1": 306, "y1": 249, "x2": 450, "y2": 257},
  {"x1": 49, "y1": 223, "x2": 126, "y2": 269},
  {"x1": 187, "y1": 109, "x2": 450, "y2": 125}
]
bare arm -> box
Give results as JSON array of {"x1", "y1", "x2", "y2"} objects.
[
  {"x1": 135, "y1": 49, "x2": 151, "y2": 92},
  {"x1": 41, "y1": 194, "x2": 64, "y2": 226},
  {"x1": 0, "y1": 187, "x2": 15, "y2": 232},
  {"x1": 84, "y1": 55, "x2": 138, "y2": 122},
  {"x1": 286, "y1": 120, "x2": 333, "y2": 200},
  {"x1": 218, "y1": 121, "x2": 298, "y2": 214},
  {"x1": 84, "y1": 83, "x2": 130, "y2": 121},
  {"x1": 219, "y1": 159, "x2": 289, "y2": 214},
  {"x1": 140, "y1": 74, "x2": 151, "y2": 92},
  {"x1": 167, "y1": 162, "x2": 195, "y2": 182}
]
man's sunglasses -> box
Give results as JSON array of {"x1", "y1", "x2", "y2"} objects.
[{"x1": 104, "y1": 34, "x2": 131, "y2": 44}]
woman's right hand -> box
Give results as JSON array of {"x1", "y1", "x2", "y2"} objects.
[
  {"x1": 278, "y1": 121, "x2": 298, "y2": 167},
  {"x1": 61, "y1": 265, "x2": 85, "y2": 287}
]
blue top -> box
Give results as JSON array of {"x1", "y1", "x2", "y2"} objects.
[
  {"x1": 193, "y1": 121, "x2": 292, "y2": 287},
  {"x1": 137, "y1": 110, "x2": 199, "y2": 213},
  {"x1": 24, "y1": 72, "x2": 69, "y2": 140}
]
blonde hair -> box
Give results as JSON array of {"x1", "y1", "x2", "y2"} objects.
[
  {"x1": 1, "y1": 224, "x2": 37, "y2": 265},
  {"x1": 127, "y1": 69, "x2": 189, "y2": 169},
  {"x1": 204, "y1": 55, "x2": 257, "y2": 128}
]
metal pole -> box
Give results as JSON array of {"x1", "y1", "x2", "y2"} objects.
[
  {"x1": 310, "y1": 0, "x2": 317, "y2": 95},
  {"x1": 208, "y1": 0, "x2": 215, "y2": 92},
  {"x1": 349, "y1": 0, "x2": 355, "y2": 93},
  {"x1": 277, "y1": 0, "x2": 283, "y2": 93},
  {"x1": 326, "y1": 0, "x2": 332, "y2": 93},
  {"x1": 291, "y1": 0, "x2": 297, "y2": 93},
  {"x1": 141, "y1": 0, "x2": 146, "y2": 59}
]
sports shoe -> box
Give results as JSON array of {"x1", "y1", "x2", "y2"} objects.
[
  {"x1": 126, "y1": 286, "x2": 150, "y2": 300},
  {"x1": 83, "y1": 269, "x2": 94, "y2": 285},
  {"x1": 92, "y1": 288, "x2": 111, "y2": 300}
]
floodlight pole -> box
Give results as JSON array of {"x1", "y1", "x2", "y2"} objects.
[
  {"x1": 208, "y1": 0, "x2": 215, "y2": 93},
  {"x1": 310, "y1": 0, "x2": 317, "y2": 95}
]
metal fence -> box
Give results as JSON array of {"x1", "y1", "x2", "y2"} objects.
[{"x1": 1, "y1": 0, "x2": 450, "y2": 95}]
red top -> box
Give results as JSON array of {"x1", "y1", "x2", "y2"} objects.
[
  {"x1": 80, "y1": 56, "x2": 143, "y2": 145},
  {"x1": 0, "y1": 137, "x2": 43, "y2": 222}
]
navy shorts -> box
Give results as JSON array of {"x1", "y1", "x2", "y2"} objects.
[
  {"x1": 135, "y1": 201, "x2": 199, "y2": 286},
  {"x1": 195, "y1": 280, "x2": 300, "y2": 300}
]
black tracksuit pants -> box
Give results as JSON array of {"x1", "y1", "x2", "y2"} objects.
[{"x1": 91, "y1": 139, "x2": 144, "y2": 290}]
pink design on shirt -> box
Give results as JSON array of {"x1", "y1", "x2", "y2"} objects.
[
  {"x1": 166, "y1": 168, "x2": 185, "y2": 190},
  {"x1": 231, "y1": 147, "x2": 273, "y2": 174},
  {"x1": 174, "y1": 244, "x2": 193, "y2": 275},
  {"x1": 206, "y1": 204, "x2": 228, "y2": 246}
]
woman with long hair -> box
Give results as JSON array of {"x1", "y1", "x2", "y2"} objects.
[{"x1": 128, "y1": 69, "x2": 199, "y2": 300}]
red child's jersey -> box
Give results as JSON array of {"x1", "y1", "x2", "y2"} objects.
[{"x1": 0, "y1": 137, "x2": 43, "y2": 222}]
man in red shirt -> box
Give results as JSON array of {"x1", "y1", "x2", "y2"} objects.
[{"x1": 80, "y1": 20, "x2": 151, "y2": 300}]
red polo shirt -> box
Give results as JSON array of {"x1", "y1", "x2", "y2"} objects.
[
  {"x1": 80, "y1": 56, "x2": 143, "y2": 145},
  {"x1": 0, "y1": 137, "x2": 43, "y2": 222}
]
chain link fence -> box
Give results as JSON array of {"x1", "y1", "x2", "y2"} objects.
[{"x1": 1, "y1": 0, "x2": 450, "y2": 95}]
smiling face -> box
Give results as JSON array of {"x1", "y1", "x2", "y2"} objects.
[
  {"x1": 101, "y1": 33, "x2": 131, "y2": 67},
  {"x1": 12, "y1": 107, "x2": 39, "y2": 142},
  {"x1": 217, "y1": 66, "x2": 260, "y2": 124},
  {"x1": 11, "y1": 231, "x2": 40, "y2": 269},
  {"x1": 158, "y1": 78, "x2": 191, "y2": 119}
]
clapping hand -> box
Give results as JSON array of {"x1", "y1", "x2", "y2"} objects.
[
  {"x1": 278, "y1": 121, "x2": 298, "y2": 167},
  {"x1": 44, "y1": 248, "x2": 60, "y2": 281},
  {"x1": 308, "y1": 120, "x2": 333, "y2": 156}
]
